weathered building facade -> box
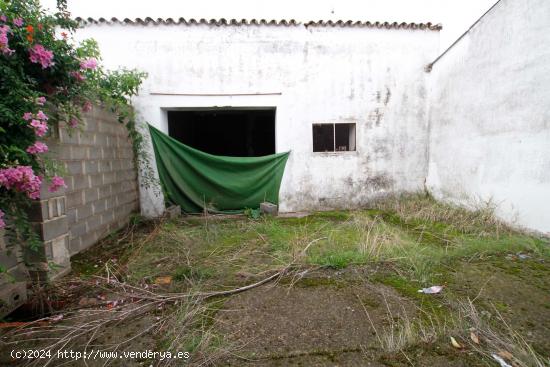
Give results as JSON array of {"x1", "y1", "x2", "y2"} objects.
[
  {"x1": 74, "y1": 19, "x2": 442, "y2": 216},
  {"x1": 74, "y1": 0, "x2": 550, "y2": 234},
  {"x1": 426, "y1": 0, "x2": 550, "y2": 233}
]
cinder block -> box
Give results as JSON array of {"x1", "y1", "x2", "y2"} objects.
[
  {"x1": 69, "y1": 237, "x2": 80, "y2": 255},
  {"x1": 0, "y1": 229, "x2": 6, "y2": 250},
  {"x1": 39, "y1": 183, "x2": 66, "y2": 199},
  {"x1": 98, "y1": 185, "x2": 111, "y2": 199},
  {"x1": 54, "y1": 145, "x2": 72, "y2": 161},
  {"x1": 71, "y1": 146, "x2": 87, "y2": 160},
  {"x1": 102, "y1": 147, "x2": 116, "y2": 159},
  {"x1": 103, "y1": 172, "x2": 116, "y2": 185},
  {"x1": 82, "y1": 116, "x2": 98, "y2": 132},
  {"x1": 89, "y1": 173, "x2": 103, "y2": 187},
  {"x1": 79, "y1": 131, "x2": 95, "y2": 145},
  {"x1": 85, "y1": 160, "x2": 99, "y2": 174},
  {"x1": 36, "y1": 216, "x2": 68, "y2": 241},
  {"x1": 56, "y1": 197, "x2": 66, "y2": 216},
  {"x1": 101, "y1": 209, "x2": 115, "y2": 225},
  {"x1": 110, "y1": 182, "x2": 122, "y2": 195},
  {"x1": 47, "y1": 197, "x2": 65, "y2": 218},
  {"x1": 65, "y1": 161, "x2": 84, "y2": 176},
  {"x1": 117, "y1": 192, "x2": 132, "y2": 205},
  {"x1": 76, "y1": 203, "x2": 93, "y2": 221},
  {"x1": 111, "y1": 160, "x2": 122, "y2": 171},
  {"x1": 28, "y1": 200, "x2": 49, "y2": 221},
  {"x1": 0, "y1": 282, "x2": 27, "y2": 318},
  {"x1": 67, "y1": 208, "x2": 77, "y2": 225},
  {"x1": 118, "y1": 148, "x2": 133, "y2": 159},
  {"x1": 88, "y1": 146, "x2": 102, "y2": 159},
  {"x1": 105, "y1": 196, "x2": 116, "y2": 210},
  {"x1": 97, "y1": 121, "x2": 113, "y2": 134},
  {"x1": 86, "y1": 214, "x2": 102, "y2": 231},
  {"x1": 89, "y1": 106, "x2": 115, "y2": 122},
  {"x1": 48, "y1": 235, "x2": 70, "y2": 268},
  {"x1": 93, "y1": 198, "x2": 107, "y2": 214},
  {"x1": 260, "y1": 202, "x2": 279, "y2": 216},
  {"x1": 70, "y1": 221, "x2": 87, "y2": 240},
  {"x1": 99, "y1": 161, "x2": 112, "y2": 172},
  {"x1": 84, "y1": 188, "x2": 99, "y2": 203},
  {"x1": 66, "y1": 190, "x2": 83, "y2": 208},
  {"x1": 79, "y1": 230, "x2": 100, "y2": 252},
  {"x1": 72, "y1": 175, "x2": 89, "y2": 191},
  {"x1": 165, "y1": 205, "x2": 181, "y2": 219},
  {"x1": 59, "y1": 128, "x2": 79, "y2": 144},
  {"x1": 95, "y1": 133, "x2": 108, "y2": 146}
]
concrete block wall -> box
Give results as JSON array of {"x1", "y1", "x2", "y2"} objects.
[
  {"x1": 0, "y1": 228, "x2": 28, "y2": 316},
  {"x1": 57, "y1": 107, "x2": 140, "y2": 255},
  {"x1": 0, "y1": 106, "x2": 139, "y2": 317}
]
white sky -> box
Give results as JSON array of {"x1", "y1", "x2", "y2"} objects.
[{"x1": 40, "y1": 0, "x2": 497, "y2": 51}]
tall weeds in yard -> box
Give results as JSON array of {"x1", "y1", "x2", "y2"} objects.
[
  {"x1": 459, "y1": 299, "x2": 549, "y2": 367},
  {"x1": 353, "y1": 214, "x2": 406, "y2": 260},
  {"x1": 360, "y1": 294, "x2": 549, "y2": 367},
  {"x1": 357, "y1": 292, "x2": 456, "y2": 353},
  {"x1": 373, "y1": 193, "x2": 511, "y2": 237},
  {"x1": 362, "y1": 193, "x2": 548, "y2": 283}
]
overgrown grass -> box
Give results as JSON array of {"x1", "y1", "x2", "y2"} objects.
[{"x1": 122, "y1": 193, "x2": 549, "y2": 287}]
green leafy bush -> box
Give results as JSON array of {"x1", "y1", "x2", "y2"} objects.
[{"x1": 0, "y1": 0, "x2": 147, "y2": 247}]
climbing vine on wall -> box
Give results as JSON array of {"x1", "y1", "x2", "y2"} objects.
[{"x1": 0, "y1": 0, "x2": 148, "y2": 248}]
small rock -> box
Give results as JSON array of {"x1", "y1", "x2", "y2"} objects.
[{"x1": 78, "y1": 297, "x2": 98, "y2": 307}]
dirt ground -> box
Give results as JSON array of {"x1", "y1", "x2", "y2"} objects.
[{"x1": 1, "y1": 196, "x2": 549, "y2": 366}]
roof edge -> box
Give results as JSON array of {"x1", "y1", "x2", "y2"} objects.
[{"x1": 74, "y1": 17, "x2": 442, "y2": 31}]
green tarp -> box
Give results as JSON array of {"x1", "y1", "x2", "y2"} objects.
[{"x1": 148, "y1": 124, "x2": 290, "y2": 214}]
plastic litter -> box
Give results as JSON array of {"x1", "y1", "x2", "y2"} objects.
[
  {"x1": 491, "y1": 354, "x2": 512, "y2": 367},
  {"x1": 418, "y1": 285, "x2": 443, "y2": 294}
]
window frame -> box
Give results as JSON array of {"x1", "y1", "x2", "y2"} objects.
[{"x1": 312, "y1": 122, "x2": 357, "y2": 153}]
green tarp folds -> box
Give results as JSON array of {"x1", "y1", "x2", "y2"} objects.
[{"x1": 148, "y1": 124, "x2": 290, "y2": 214}]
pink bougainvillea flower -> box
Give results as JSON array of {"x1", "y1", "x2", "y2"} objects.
[
  {"x1": 26, "y1": 141, "x2": 48, "y2": 154},
  {"x1": 0, "y1": 209, "x2": 5, "y2": 229},
  {"x1": 0, "y1": 25, "x2": 14, "y2": 55},
  {"x1": 48, "y1": 175, "x2": 66, "y2": 192},
  {"x1": 36, "y1": 96, "x2": 46, "y2": 105},
  {"x1": 0, "y1": 166, "x2": 42, "y2": 200},
  {"x1": 29, "y1": 119, "x2": 48, "y2": 137},
  {"x1": 68, "y1": 117, "x2": 79, "y2": 128},
  {"x1": 80, "y1": 58, "x2": 97, "y2": 70},
  {"x1": 69, "y1": 71, "x2": 86, "y2": 82},
  {"x1": 82, "y1": 101, "x2": 92, "y2": 112},
  {"x1": 0, "y1": 15, "x2": 6, "y2": 23},
  {"x1": 36, "y1": 110, "x2": 48, "y2": 120},
  {"x1": 29, "y1": 44, "x2": 54, "y2": 68},
  {"x1": 23, "y1": 112, "x2": 33, "y2": 120},
  {"x1": 13, "y1": 18, "x2": 23, "y2": 27}
]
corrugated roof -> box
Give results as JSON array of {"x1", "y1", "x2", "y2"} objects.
[{"x1": 74, "y1": 17, "x2": 442, "y2": 31}]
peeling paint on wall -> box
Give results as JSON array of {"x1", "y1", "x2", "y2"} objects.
[{"x1": 74, "y1": 23, "x2": 440, "y2": 214}]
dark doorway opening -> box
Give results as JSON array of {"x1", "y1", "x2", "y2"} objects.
[{"x1": 167, "y1": 109, "x2": 276, "y2": 157}]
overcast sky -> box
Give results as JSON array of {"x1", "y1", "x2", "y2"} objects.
[{"x1": 40, "y1": 0, "x2": 497, "y2": 51}]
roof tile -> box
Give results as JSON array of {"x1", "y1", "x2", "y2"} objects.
[{"x1": 75, "y1": 17, "x2": 441, "y2": 31}]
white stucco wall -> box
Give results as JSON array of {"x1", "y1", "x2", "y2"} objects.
[
  {"x1": 426, "y1": 0, "x2": 550, "y2": 233},
  {"x1": 75, "y1": 22, "x2": 440, "y2": 216}
]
